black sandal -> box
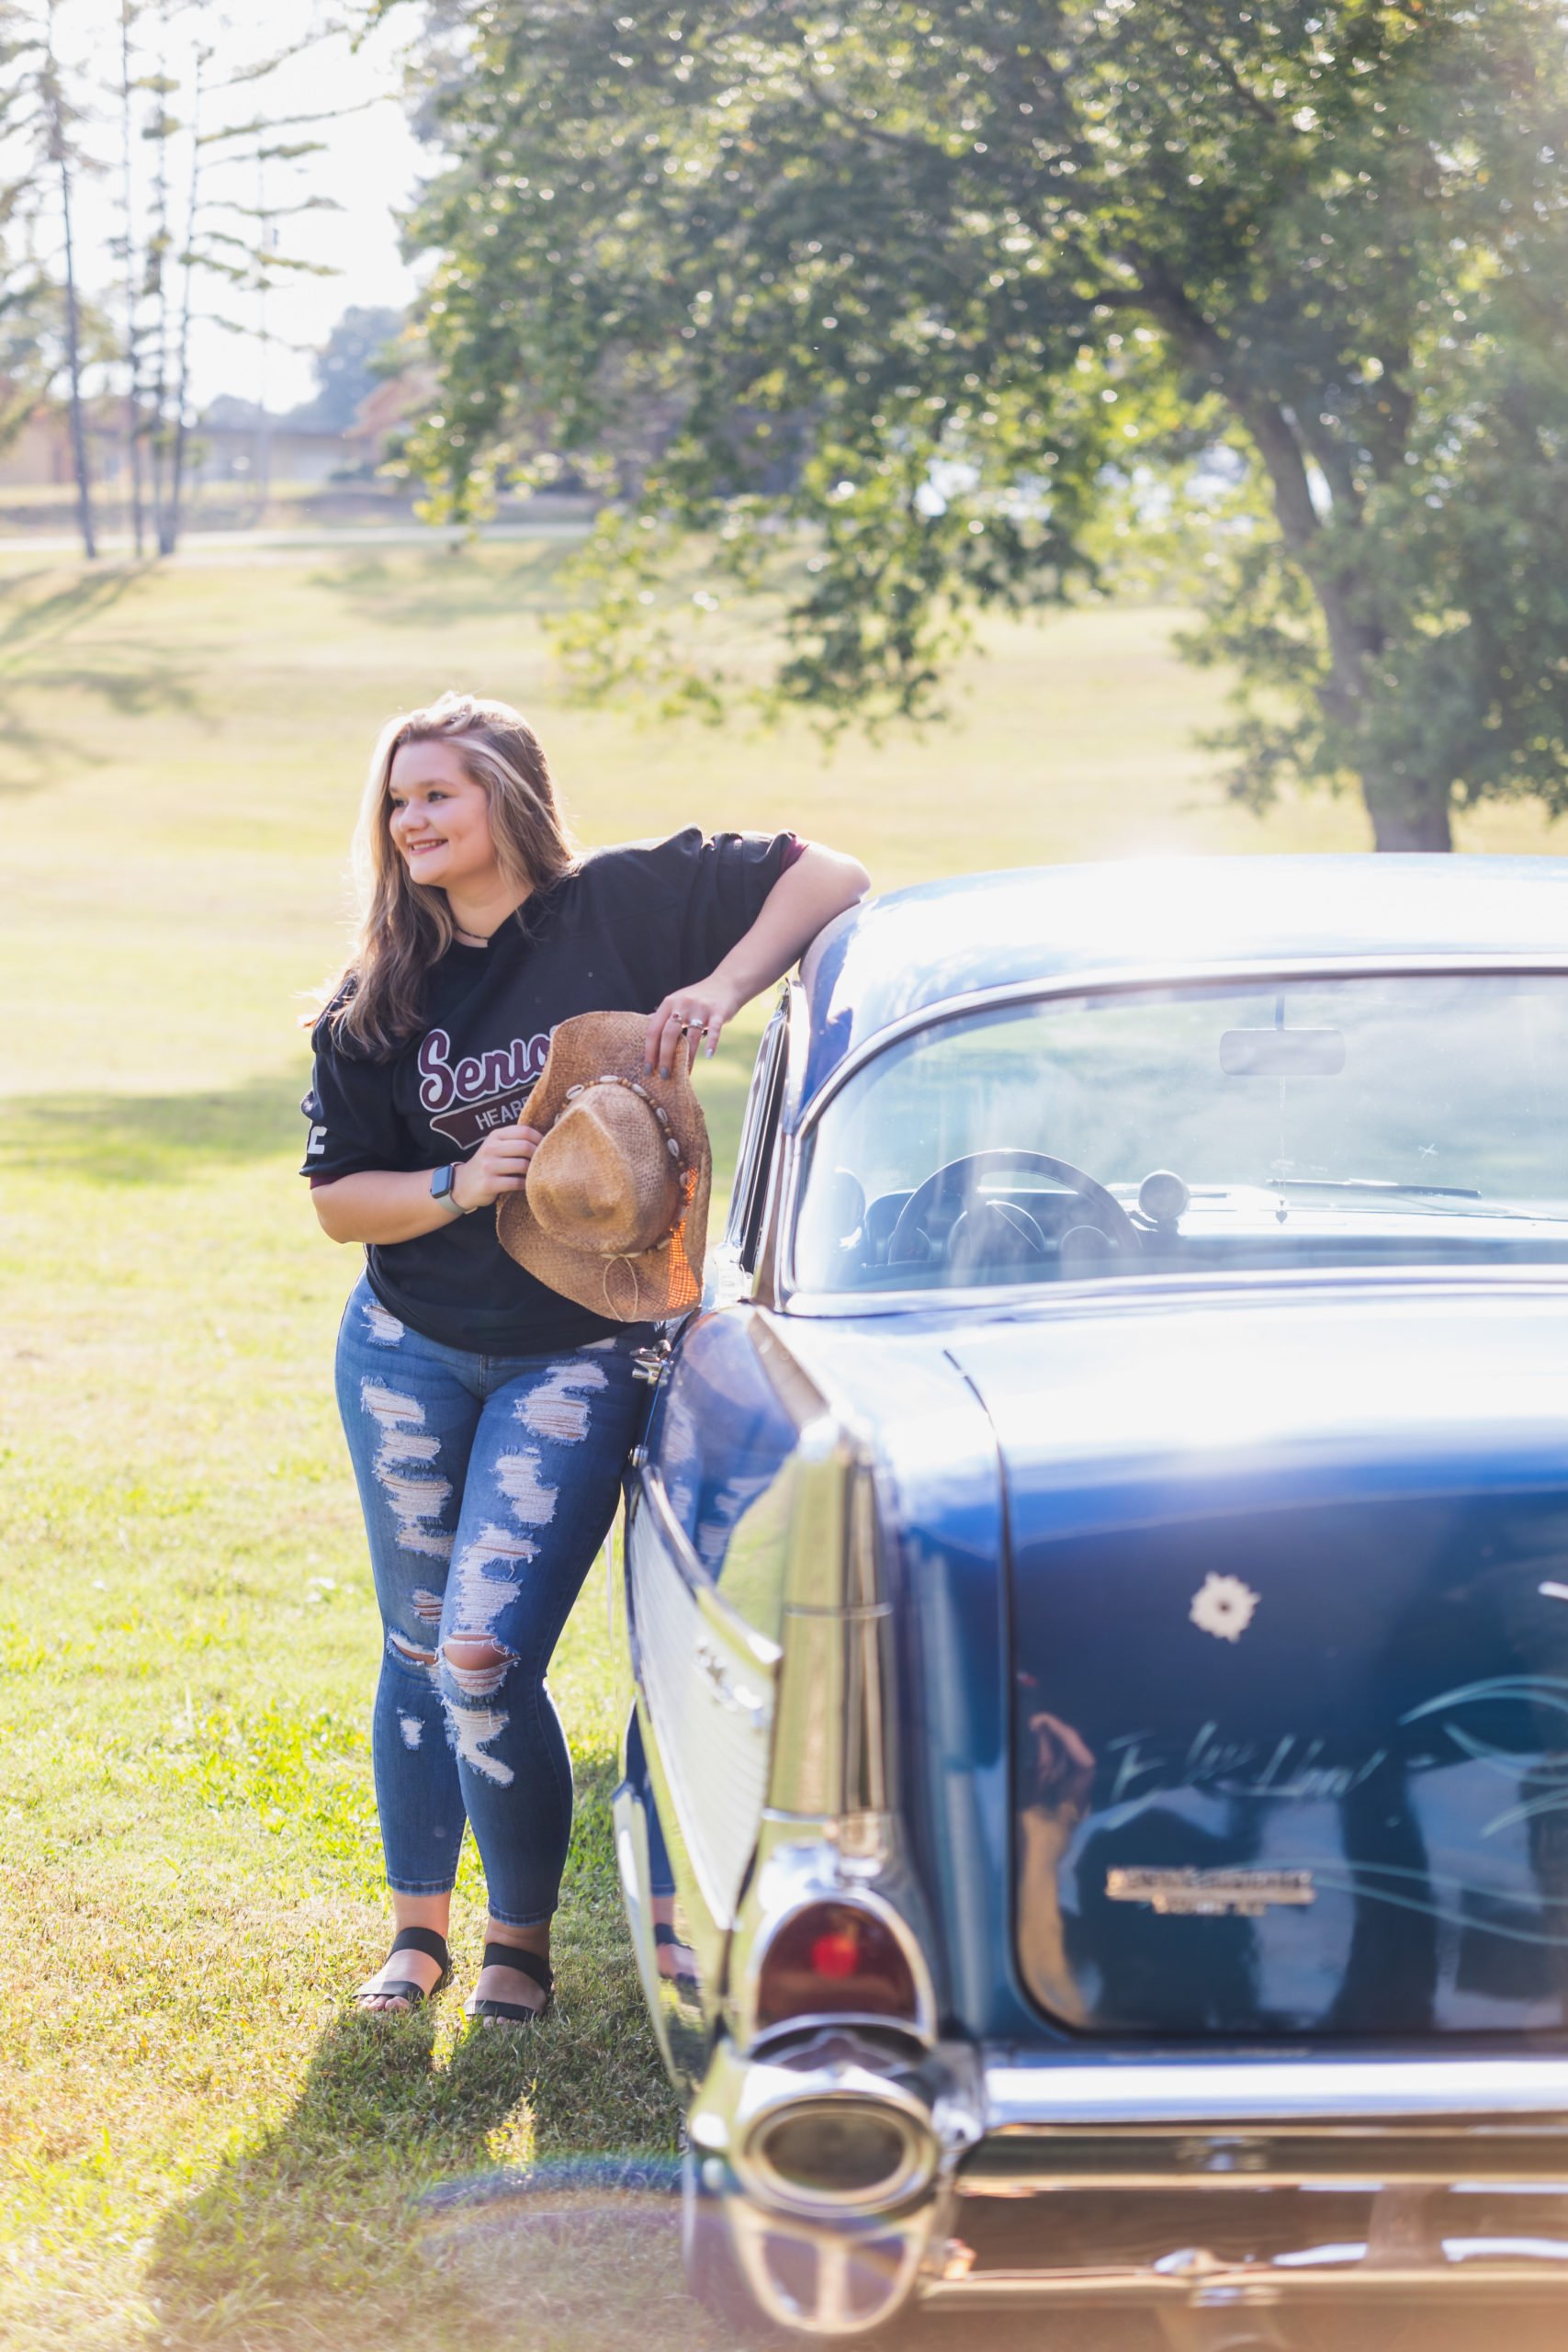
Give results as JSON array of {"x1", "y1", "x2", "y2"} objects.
[
  {"x1": 467, "y1": 1939, "x2": 554, "y2": 2026},
  {"x1": 655, "y1": 1920, "x2": 702, "y2": 1991},
  {"x1": 355, "y1": 1925, "x2": 452, "y2": 2010}
]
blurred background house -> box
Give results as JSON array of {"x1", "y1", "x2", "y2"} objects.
[{"x1": 0, "y1": 305, "x2": 487, "y2": 532}]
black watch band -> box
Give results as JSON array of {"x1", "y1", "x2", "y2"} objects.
[{"x1": 431, "y1": 1162, "x2": 467, "y2": 1216}]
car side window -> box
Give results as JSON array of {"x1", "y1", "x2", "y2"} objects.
[{"x1": 727, "y1": 1001, "x2": 788, "y2": 1275}]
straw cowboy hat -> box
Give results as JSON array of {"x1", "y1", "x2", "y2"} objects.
[{"x1": 496, "y1": 1012, "x2": 712, "y2": 1322}]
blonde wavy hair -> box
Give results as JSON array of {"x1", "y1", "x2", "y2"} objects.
[{"x1": 322, "y1": 693, "x2": 578, "y2": 1057}]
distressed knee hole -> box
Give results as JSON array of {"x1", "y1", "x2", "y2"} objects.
[
  {"x1": 441, "y1": 1635, "x2": 516, "y2": 1700},
  {"x1": 389, "y1": 1631, "x2": 438, "y2": 1670}
]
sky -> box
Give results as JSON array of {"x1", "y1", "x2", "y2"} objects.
[{"x1": 60, "y1": 1, "x2": 431, "y2": 415}]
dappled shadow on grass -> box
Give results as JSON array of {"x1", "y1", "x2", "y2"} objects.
[
  {"x1": 308, "y1": 542, "x2": 579, "y2": 631},
  {"x1": 146, "y1": 2006, "x2": 527, "y2": 2346},
  {"x1": 146, "y1": 1752, "x2": 687, "y2": 2352},
  {"x1": 0, "y1": 1069, "x2": 309, "y2": 1184},
  {"x1": 0, "y1": 562, "x2": 204, "y2": 791},
  {"x1": 145, "y1": 2030, "x2": 696, "y2": 2352}
]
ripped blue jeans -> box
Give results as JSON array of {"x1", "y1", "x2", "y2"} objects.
[{"x1": 335, "y1": 1272, "x2": 648, "y2": 1925}]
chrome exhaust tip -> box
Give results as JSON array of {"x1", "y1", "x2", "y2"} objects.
[{"x1": 743, "y1": 2095, "x2": 938, "y2": 2215}]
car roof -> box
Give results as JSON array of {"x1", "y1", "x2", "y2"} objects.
[{"x1": 794, "y1": 853, "x2": 1568, "y2": 1114}]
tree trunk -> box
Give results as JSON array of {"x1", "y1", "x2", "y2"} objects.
[
  {"x1": 164, "y1": 51, "x2": 204, "y2": 556},
  {"x1": 121, "y1": 1, "x2": 145, "y2": 559},
  {"x1": 1362, "y1": 774, "x2": 1454, "y2": 852},
  {"x1": 147, "y1": 92, "x2": 171, "y2": 554},
  {"x1": 51, "y1": 96, "x2": 96, "y2": 560},
  {"x1": 61, "y1": 206, "x2": 96, "y2": 559},
  {"x1": 1230, "y1": 389, "x2": 1455, "y2": 854}
]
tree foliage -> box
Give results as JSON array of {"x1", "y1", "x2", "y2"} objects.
[
  {"x1": 292, "y1": 302, "x2": 405, "y2": 432},
  {"x1": 399, "y1": 0, "x2": 1568, "y2": 848}
]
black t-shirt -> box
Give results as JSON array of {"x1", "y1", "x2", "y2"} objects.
[{"x1": 300, "y1": 827, "x2": 793, "y2": 1352}]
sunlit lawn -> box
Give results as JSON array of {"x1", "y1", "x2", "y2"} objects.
[{"x1": 2, "y1": 541, "x2": 1562, "y2": 2351}]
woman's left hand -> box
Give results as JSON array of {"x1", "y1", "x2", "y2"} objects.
[{"x1": 644, "y1": 975, "x2": 746, "y2": 1076}]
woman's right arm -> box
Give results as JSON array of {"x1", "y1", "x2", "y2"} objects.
[{"x1": 311, "y1": 1124, "x2": 543, "y2": 1244}]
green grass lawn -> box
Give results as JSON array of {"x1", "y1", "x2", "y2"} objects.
[{"x1": 3, "y1": 543, "x2": 1563, "y2": 2352}]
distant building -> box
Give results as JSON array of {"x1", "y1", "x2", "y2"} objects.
[
  {"x1": 0, "y1": 403, "x2": 107, "y2": 489},
  {"x1": 186, "y1": 395, "x2": 361, "y2": 490},
  {"x1": 344, "y1": 367, "x2": 437, "y2": 469},
  {"x1": 0, "y1": 374, "x2": 430, "y2": 500}
]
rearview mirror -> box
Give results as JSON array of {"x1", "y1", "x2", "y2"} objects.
[{"x1": 1219, "y1": 1027, "x2": 1346, "y2": 1077}]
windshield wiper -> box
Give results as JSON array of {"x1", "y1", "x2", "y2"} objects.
[{"x1": 1276, "y1": 1178, "x2": 1482, "y2": 1201}]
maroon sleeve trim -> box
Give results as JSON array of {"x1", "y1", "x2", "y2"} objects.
[{"x1": 780, "y1": 832, "x2": 808, "y2": 871}]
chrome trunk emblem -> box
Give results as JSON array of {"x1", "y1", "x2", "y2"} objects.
[{"x1": 1106, "y1": 1866, "x2": 1316, "y2": 1917}]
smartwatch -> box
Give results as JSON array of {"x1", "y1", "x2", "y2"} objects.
[{"x1": 431, "y1": 1162, "x2": 468, "y2": 1216}]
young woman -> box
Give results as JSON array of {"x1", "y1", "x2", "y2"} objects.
[{"x1": 304, "y1": 693, "x2": 868, "y2": 2022}]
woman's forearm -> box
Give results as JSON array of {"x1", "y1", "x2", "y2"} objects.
[
  {"x1": 643, "y1": 842, "x2": 872, "y2": 1072},
  {"x1": 312, "y1": 1168, "x2": 458, "y2": 1245},
  {"x1": 312, "y1": 1122, "x2": 540, "y2": 1243},
  {"x1": 715, "y1": 842, "x2": 869, "y2": 1001}
]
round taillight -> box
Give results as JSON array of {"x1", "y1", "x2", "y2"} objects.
[{"x1": 755, "y1": 1900, "x2": 919, "y2": 2030}]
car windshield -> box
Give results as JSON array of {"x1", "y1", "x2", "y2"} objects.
[{"x1": 791, "y1": 974, "x2": 1568, "y2": 1294}]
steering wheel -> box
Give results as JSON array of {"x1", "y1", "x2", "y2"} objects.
[{"x1": 886, "y1": 1149, "x2": 1140, "y2": 1271}]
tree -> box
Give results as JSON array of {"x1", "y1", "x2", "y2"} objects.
[
  {"x1": 0, "y1": 15, "x2": 63, "y2": 476},
  {"x1": 41, "y1": 0, "x2": 93, "y2": 556},
  {"x1": 290, "y1": 302, "x2": 404, "y2": 434},
  {"x1": 114, "y1": 13, "x2": 349, "y2": 553},
  {"x1": 0, "y1": 0, "x2": 118, "y2": 561},
  {"x1": 396, "y1": 0, "x2": 1568, "y2": 850},
  {"x1": 117, "y1": 1, "x2": 147, "y2": 554}
]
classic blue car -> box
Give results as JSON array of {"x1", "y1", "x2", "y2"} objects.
[{"x1": 613, "y1": 854, "x2": 1568, "y2": 2338}]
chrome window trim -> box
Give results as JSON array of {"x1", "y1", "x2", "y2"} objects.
[
  {"x1": 779, "y1": 954, "x2": 1568, "y2": 1306},
  {"x1": 783, "y1": 968, "x2": 814, "y2": 1116},
  {"x1": 782, "y1": 1261, "x2": 1568, "y2": 1320},
  {"x1": 726, "y1": 993, "x2": 790, "y2": 1269},
  {"x1": 749, "y1": 980, "x2": 811, "y2": 1306}
]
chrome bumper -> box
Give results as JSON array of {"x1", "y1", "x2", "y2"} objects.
[
  {"x1": 981, "y1": 2052, "x2": 1568, "y2": 2128},
  {"x1": 692, "y1": 2041, "x2": 1568, "y2": 2335}
]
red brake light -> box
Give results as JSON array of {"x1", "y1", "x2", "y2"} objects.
[
  {"x1": 756, "y1": 1901, "x2": 919, "y2": 2030},
  {"x1": 810, "y1": 1928, "x2": 861, "y2": 1979}
]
